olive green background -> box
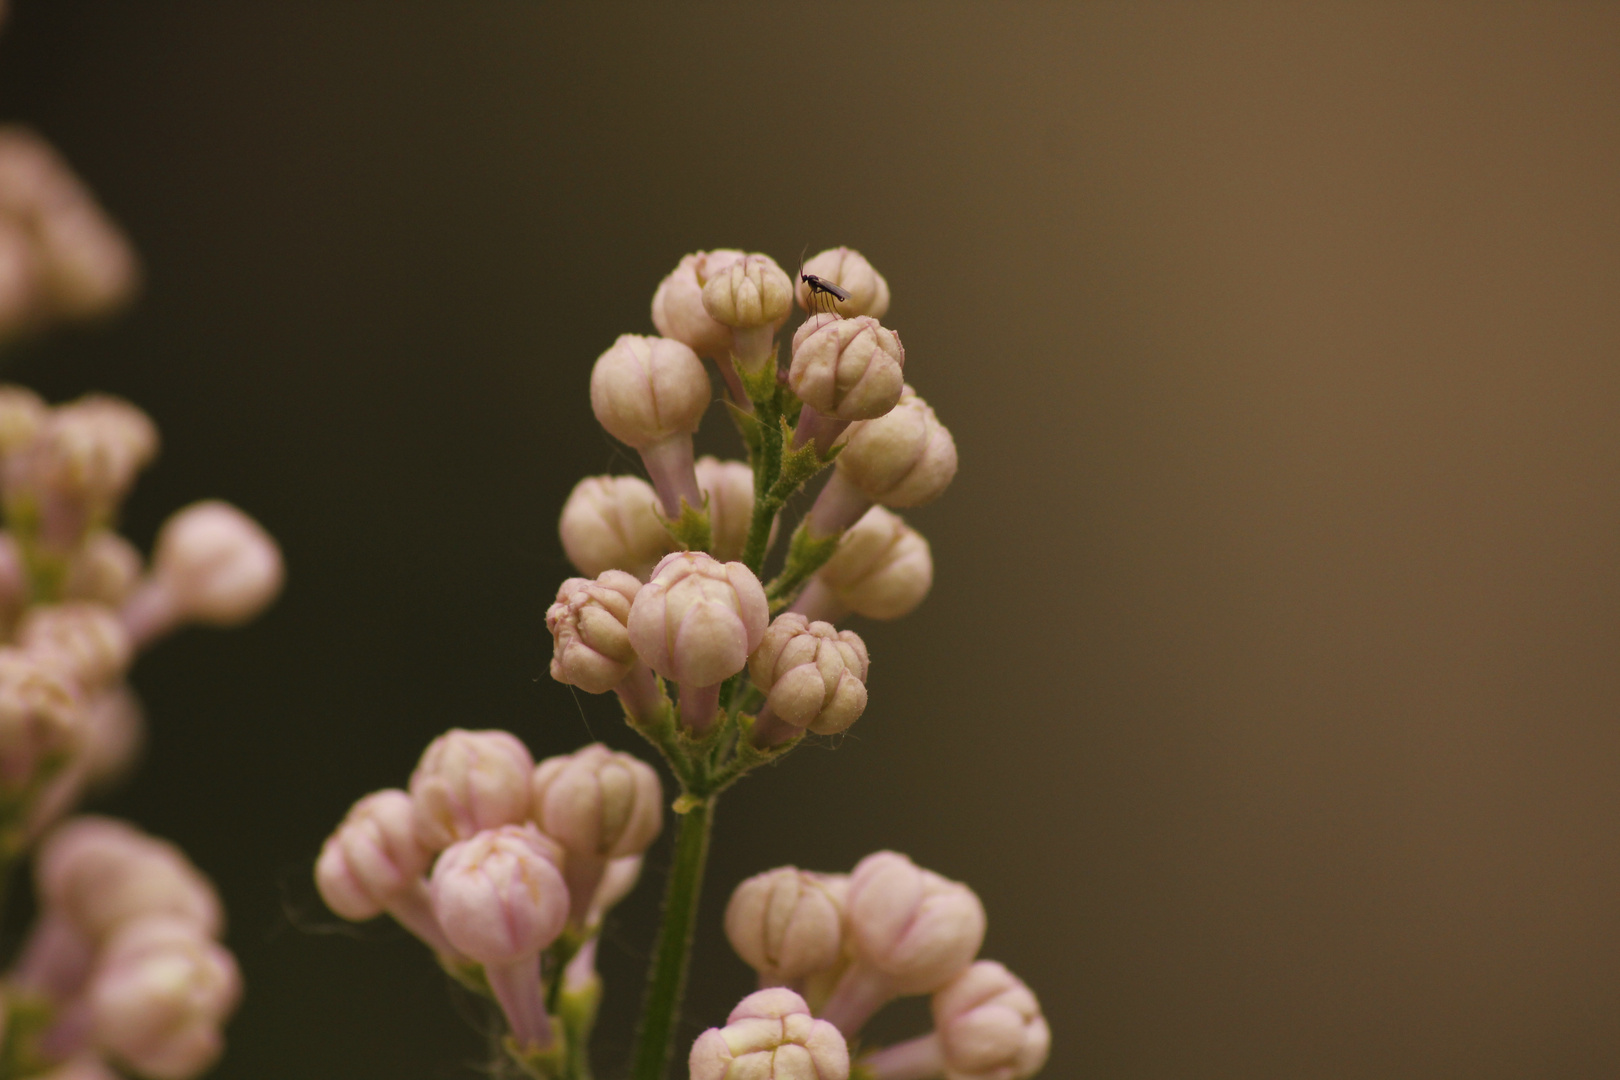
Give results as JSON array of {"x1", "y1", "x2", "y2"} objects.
[{"x1": 1, "y1": 3, "x2": 1617, "y2": 1077}]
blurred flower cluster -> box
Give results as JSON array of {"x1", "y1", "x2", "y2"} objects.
[{"x1": 317, "y1": 246, "x2": 1047, "y2": 1080}]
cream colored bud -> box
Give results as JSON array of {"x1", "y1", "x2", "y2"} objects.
[
  {"x1": 146, "y1": 500, "x2": 284, "y2": 626},
  {"x1": 38, "y1": 817, "x2": 223, "y2": 942},
  {"x1": 63, "y1": 530, "x2": 143, "y2": 606},
  {"x1": 0, "y1": 646, "x2": 81, "y2": 794},
  {"x1": 546, "y1": 571, "x2": 641, "y2": 694},
  {"x1": 817, "y1": 507, "x2": 933, "y2": 620},
  {"x1": 589, "y1": 334, "x2": 711, "y2": 450},
  {"x1": 627, "y1": 552, "x2": 769, "y2": 689},
  {"x1": 749, "y1": 614, "x2": 869, "y2": 736},
  {"x1": 845, "y1": 852, "x2": 985, "y2": 995},
  {"x1": 701, "y1": 254, "x2": 792, "y2": 330},
  {"x1": 689, "y1": 988, "x2": 849, "y2": 1080},
  {"x1": 795, "y1": 247, "x2": 890, "y2": 319},
  {"x1": 0, "y1": 384, "x2": 45, "y2": 455},
  {"x1": 409, "y1": 729, "x2": 535, "y2": 851},
  {"x1": 836, "y1": 387, "x2": 957, "y2": 507},
  {"x1": 789, "y1": 315, "x2": 906, "y2": 422},
  {"x1": 18, "y1": 602, "x2": 132, "y2": 689},
  {"x1": 650, "y1": 249, "x2": 746, "y2": 358},
  {"x1": 694, "y1": 457, "x2": 759, "y2": 563},
  {"x1": 530, "y1": 743, "x2": 662, "y2": 860},
  {"x1": 725, "y1": 867, "x2": 847, "y2": 986},
  {"x1": 932, "y1": 961, "x2": 1051, "y2": 1080},
  {"x1": 558, "y1": 475, "x2": 675, "y2": 580}
]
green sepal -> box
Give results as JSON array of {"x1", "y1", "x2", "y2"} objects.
[
  {"x1": 661, "y1": 498, "x2": 711, "y2": 554},
  {"x1": 733, "y1": 349, "x2": 781, "y2": 412},
  {"x1": 768, "y1": 417, "x2": 832, "y2": 502},
  {"x1": 726, "y1": 399, "x2": 765, "y2": 461},
  {"x1": 440, "y1": 956, "x2": 493, "y2": 997},
  {"x1": 765, "y1": 523, "x2": 843, "y2": 610},
  {"x1": 0, "y1": 990, "x2": 57, "y2": 1079},
  {"x1": 506, "y1": 1033, "x2": 569, "y2": 1080}
]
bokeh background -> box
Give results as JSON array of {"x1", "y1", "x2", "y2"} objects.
[{"x1": 1, "y1": 2, "x2": 1617, "y2": 1077}]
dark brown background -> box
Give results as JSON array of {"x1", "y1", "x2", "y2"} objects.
[{"x1": 1, "y1": 3, "x2": 1617, "y2": 1077}]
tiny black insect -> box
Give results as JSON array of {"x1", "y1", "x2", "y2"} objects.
[{"x1": 801, "y1": 273, "x2": 851, "y2": 315}]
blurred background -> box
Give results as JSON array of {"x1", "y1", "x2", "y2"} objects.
[{"x1": 1, "y1": 2, "x2": 1617, "y2": 1077}]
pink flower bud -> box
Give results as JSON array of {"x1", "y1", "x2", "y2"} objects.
[
  {"x1": 315, "y1": 790, "x2": 433, "y2": 921},
  {"x1": 62, "y1": 530, "x2": 142, "y2": 607},
  {"x1": 701, "y1": 254, "x2": 793, "y2": 331},
  {"x1": 530, "y1": 743, "x2": 662, "y2": 861},
  {"x1": 76, "y1": 683, "x2": 142, "y2": 786},
  {"x1": 88, "y1": 917, "x2": 240, "y2": 1080},
  {"x1": 4, "y1": 396, "x2": 156, "y2": 551},
  {"x1": 795, "y1": 247, "x2": 890, "y2": 319},
  {"x1": 809, "y1": 507, "x2": 933, "y2": 621},
  {"x1": 34, "y1": 197, "x2": 139, "y2": 320},
  {"x1": 546, "y1": 571, "x2": 641, "y2": 695},
  {"x1": 587, "y1": 854, "x2": 643, "y2": 925},
  {"x1": 0, "y1": 220, "x2": 38, "y2": 338},
  {"x1": 789, "y1": 316, "x2": 905, "y2": 422},
  {"x1": 558, "y1": 475, "x2": 676, "y2": 580},
  {"x1": 695, "y1": 457, "x2": 761, "y2": 564},
  {"x1": 931, "y1": 962, "x2": 1051, "y2": 1080},
  {"x1": 18, "y1": 602, "x2": 132, "y2": 690},
  {"x1": 409, "y1": 729, "x2": 535, "y2": 852},
  {"x1": 123, "y1": 501, "x2": 282, "y2": 643},
  {"x1": 725, "y1": 867, "x2": 847, "y2": 988},
  {"x1": 651, "y1": 250, "x2": 746, "y2": 359},
  {"x1": 0, "y1": 646, "x2": 81, "y2": 793},
  {"x1": 835, "y1": 388, "x2": 957, "y2": 508},
  {"x1": 0, "y1": 530, "x2": 24, "y2": 623},
  {"x1": 590, "y1": 334, "x2": 711, "y2": 451},
  {"x1": 689, "y1": 988, "x2": 849, "y2": 1080},
  {"x1": 0, "y1": 384, "x2": 46, "y2": 455},
  {"x1": 37, "y1": 817, "x2": 222, "y2": 943},
  {"x1": 748, "y1": 615, "x2": 869, "y2": 739}
]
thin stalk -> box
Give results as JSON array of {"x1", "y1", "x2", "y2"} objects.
[{"x1": 628, "y1": 796, "x2": 716, "y2": 1080}]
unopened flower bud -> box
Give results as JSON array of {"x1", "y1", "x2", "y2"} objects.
[
  {"x1": 559, "y1": 474, "x2": 675, "y2": 580},
  {"x1": 804, "y1": 507, "x2": 932, "y2": 622},
  {"x1": 835, "y1": 387, "x2": 957, "y2": 508},
  {"x1": 531, "y1": 743, "x2": 662, "y2": 927},
  {"x1": 725, "y1": 867, "x2": 846, "y2": 988},
  {"x1": 0, "y1": 531, "x2": 23, "y2": 624},
  {"x1": 63, "y1": 530, "x2": 142, "y2": 607},
  {"x1": 689, "y1": 988, "x2": 849, "y2": 1080},
  {"x1": 818, "y1": 852, "x2": 986, "y2": 1036},
  {"x1": 5, "y1": 396, "x2": 156, "y2": 551},
  {"x1": 695, "y1": 457, "x2": 760, "y2": 564},
  {"x1": 38, "y1": 817, "x2": 222, "y2": 942},
  {"x1": 0, "y1": 384, "x2": 45, "y2": 455},
  {"x1": 651, "y1": 250, "x2": 746, "y2": 359},
  {"x1": 795, "y1": 247, "x2": 891, "y2": 319},
  {"x1": 628, "y1": 552, "x2": 767, "y2": 731},
  {"x1": 748, "y1": 615, "x2": 869, "y2": 741},
  {"x1": 409, "y1": 729, "x2": 535, "y2": 852},
  {"x1": 18, "y1": 602, "x2": 131, "y2": 689},
  {"x1": 88, "y1": 917, "x2": 240, "y2": 1080},
  {"x1": 0, "y1": 646, "x2": 81, "y2": 795},
  {"x1": 547, "y1": 571, "x2": 641, "y2": 694},
  {"x1": 931, "y1": 962, "x2": 1051, "y2": 1080},
  {"x1": 35, "y1": 198, "x2": 139, "y2": 320},
  {"x1": 701, "y1": 254, "x2": 792, "y2": 331},
  {"x1": 315, "y1": 789, "x2": 434, "y2": 926},
  {"x1": 590, "y1": 334, "x2": 711, "y2": 452},
  {"x1": 789, "y1": 315, "x2": 906, "y2": 422},
  {"x1": 122, "y1": 501, "x2": 282, "y2": 646},
  {"x1": 587, "y1": 854, "x2": 643, "y2": 926},
  {"x1": 77, "y1": 683, "x2": 142, "y2": 786},
  {"x1": 430, "y1": 824, "x2": 567, "y2": 1049}
]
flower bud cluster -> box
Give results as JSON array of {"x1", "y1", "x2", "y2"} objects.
[
  {"x1": 720, "y1": 851, "x2": 1045, "y2": 1079},
  {"x1": 9, "y1": 817, "x2": 240, "y2": 1080},
  {"x1": 317, "y1": 731, "x2": 664, "y2": 1052}
]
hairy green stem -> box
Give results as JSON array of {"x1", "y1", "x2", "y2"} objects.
[{"x1": 629, "y1": 796, "x2": 716, "y2": 1080}]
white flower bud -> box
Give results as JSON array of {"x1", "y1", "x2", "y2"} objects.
[
  {"x1": 701, "y1": 254, "x2": 793, "y2": 330},
  {"x1": 795, "y1": 247, "x2": 891, "y2": 319},
  {"x1": 590, "y1": 334, "x2": 711, "y2": 451},
  {"x1": 18, "y1": 602, "x2": 132, "y2": 690},
  {"x1": 725, "y1": 867, "x2": 846, "y2": 987},
  {"x1": 0, "y1": 646, "x2": 81, "y2": 795},
  {"x1": 789, "y1": 316, "x2": 906, "y2": 421},
  {"x1": 409, "y1": 729, "x2": 535, "y2": 852},
  {"x1": 835, "y1": 387, "x2": 957, "y2": 508},
  {"x1": 932, "y1": 962, "x2": 1051, "y2": 1080},
  {"x1": 813, "y1": 507, "x2": 933, "y2": 621},
  {"x1": 38, "y1": 817, "x2": 222, "y2": 942},
  {"x1": 142, "y1": 500, "x2": 283, "y2": 629},
  {"x1": 315, "y1": 789, "x2": 432, "y2": 921},
  {"x1": 845, "y1": 852, "x2": 985, "y2": 995},
  {"x1": 628, "y1": 552, "x2": 768, "y2": 690},
  {"x1": 546, "y1": 571, "x2": 641, "y2": 695},
  {"x1": 651, "y1": 250, "x2": 746, "y2": 359},
  {"x1": 0, "y1": 384, "x2": 46, "y2": 455},
  {"x1": 88, "y1": 917, "x2": 240, "y2": 1080},
  {"x1": 530, "y1": 743, "x2": 662, "y2": 861},
  {"x1": 749, "y1": 615, "x2": 869, "y2": 736},
  {"x1": 63, "y1": 530, "x2": 143, "y2": 607},
  {"x1": 688, "y1": 988, "x2": 849, "y2": 1080},
  {"x1": 558, "y1": 474, "x2": 675, "y2": 580},
  {"x1": 695, "y1": 457, "x2": 760, "y2": 564}
]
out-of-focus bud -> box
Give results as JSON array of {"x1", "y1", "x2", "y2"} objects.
[
  {"x1": 803, "y1": 507, "x2": 933, "y2": 622},
  {"x1": 818, "y1": 852, "x2": 986, "y2": 1036},
  {"x1": 695, "y1": 457, "x2": 759, "y2": 564},
  {"x1": 547, "y1": 571, "x2": 641, "y2": 695},
  {"x1": 0, "y1": 384, "x2": 46, "y2": 455},
  {"x1": 430, "y1": 824, "x2": 567, "y2": 1050},
  {"x1": 88, "y1": 917, "x2": 240, "y2": 1080},
  {"x1": 789, "y1": 316, "x2": 905, "y2": 422},
  {"x1": 18, "y1": 602, "x2": 131, "y2": 690},
  {"x1": 589, "y1": 335, "x2": 711, "y2": 452},
  {"x1": 651, "y1": 250, "x2": 746, "y2": 360},
  {"x1": 627, "y1": 552, "x2": 767, "y2": 732},
  {"x1": 315, "y1": 790, "x2": 432, "y2": 921},
  {"x1": 701, "y1": 254, "x2": 792, "y2": 332},
  {"x1": 0, "y1": 646, "x2": 81, "y2": 798},
  {"x1": 78, "y1": 683, "x2": 141, "y2": 785},
  {"x1": 409, "y1": 729, "x2": 535, "y2": 852},
  {"x1": 38, "y1": 817, "x2": 222, "y2": 942},
  {"x1": 725, "y1": 867, "x2": 846, "y2": 988},
  {"x1": 32, "y1": 1057, "x2": 123, "y2": 1080},
  {"x1": 559, "y1": 475, "x2": 675, "y2": 581},
  {"x1": 835, "y1": 387, "x2": 957, "y2": 508},
  {"x1": 4, "y1": 396, "x2": 157, "y2": 553},
  {"x1": 63, "y1": 531, "x2": 142, "y2": 607},
  {"x1": 120, "y1": 501, "x2": 282, "y2": 648},
  {"x1": 531, "y1": 743, "x2": 662, "y2": 927},
  {"x1": 931, "y1": 962, "x2": 1051, "y2": 1080},
  {"x1": 0, "y1": 219, "x2": 37, "y2": 336},
  {"x1": 689, "y1": 988, "x2": 849, "y2": 1080},
  {"x1": 795, "y1": 247, "x2": 891, "y2": 320},
  {"x1": 0, "y1": 531, "x2": 24, "y2": 626},
  {"x1": 587, "y1": 854, "x2": 643, "y2": 926},
  {"x1": 34, "y1": 199, "x2": 139, "y2": 320}
]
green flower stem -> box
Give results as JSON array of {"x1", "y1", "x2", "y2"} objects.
[{"x1": 629, "y1": 795, "x2": 716, "y2": 1080}]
